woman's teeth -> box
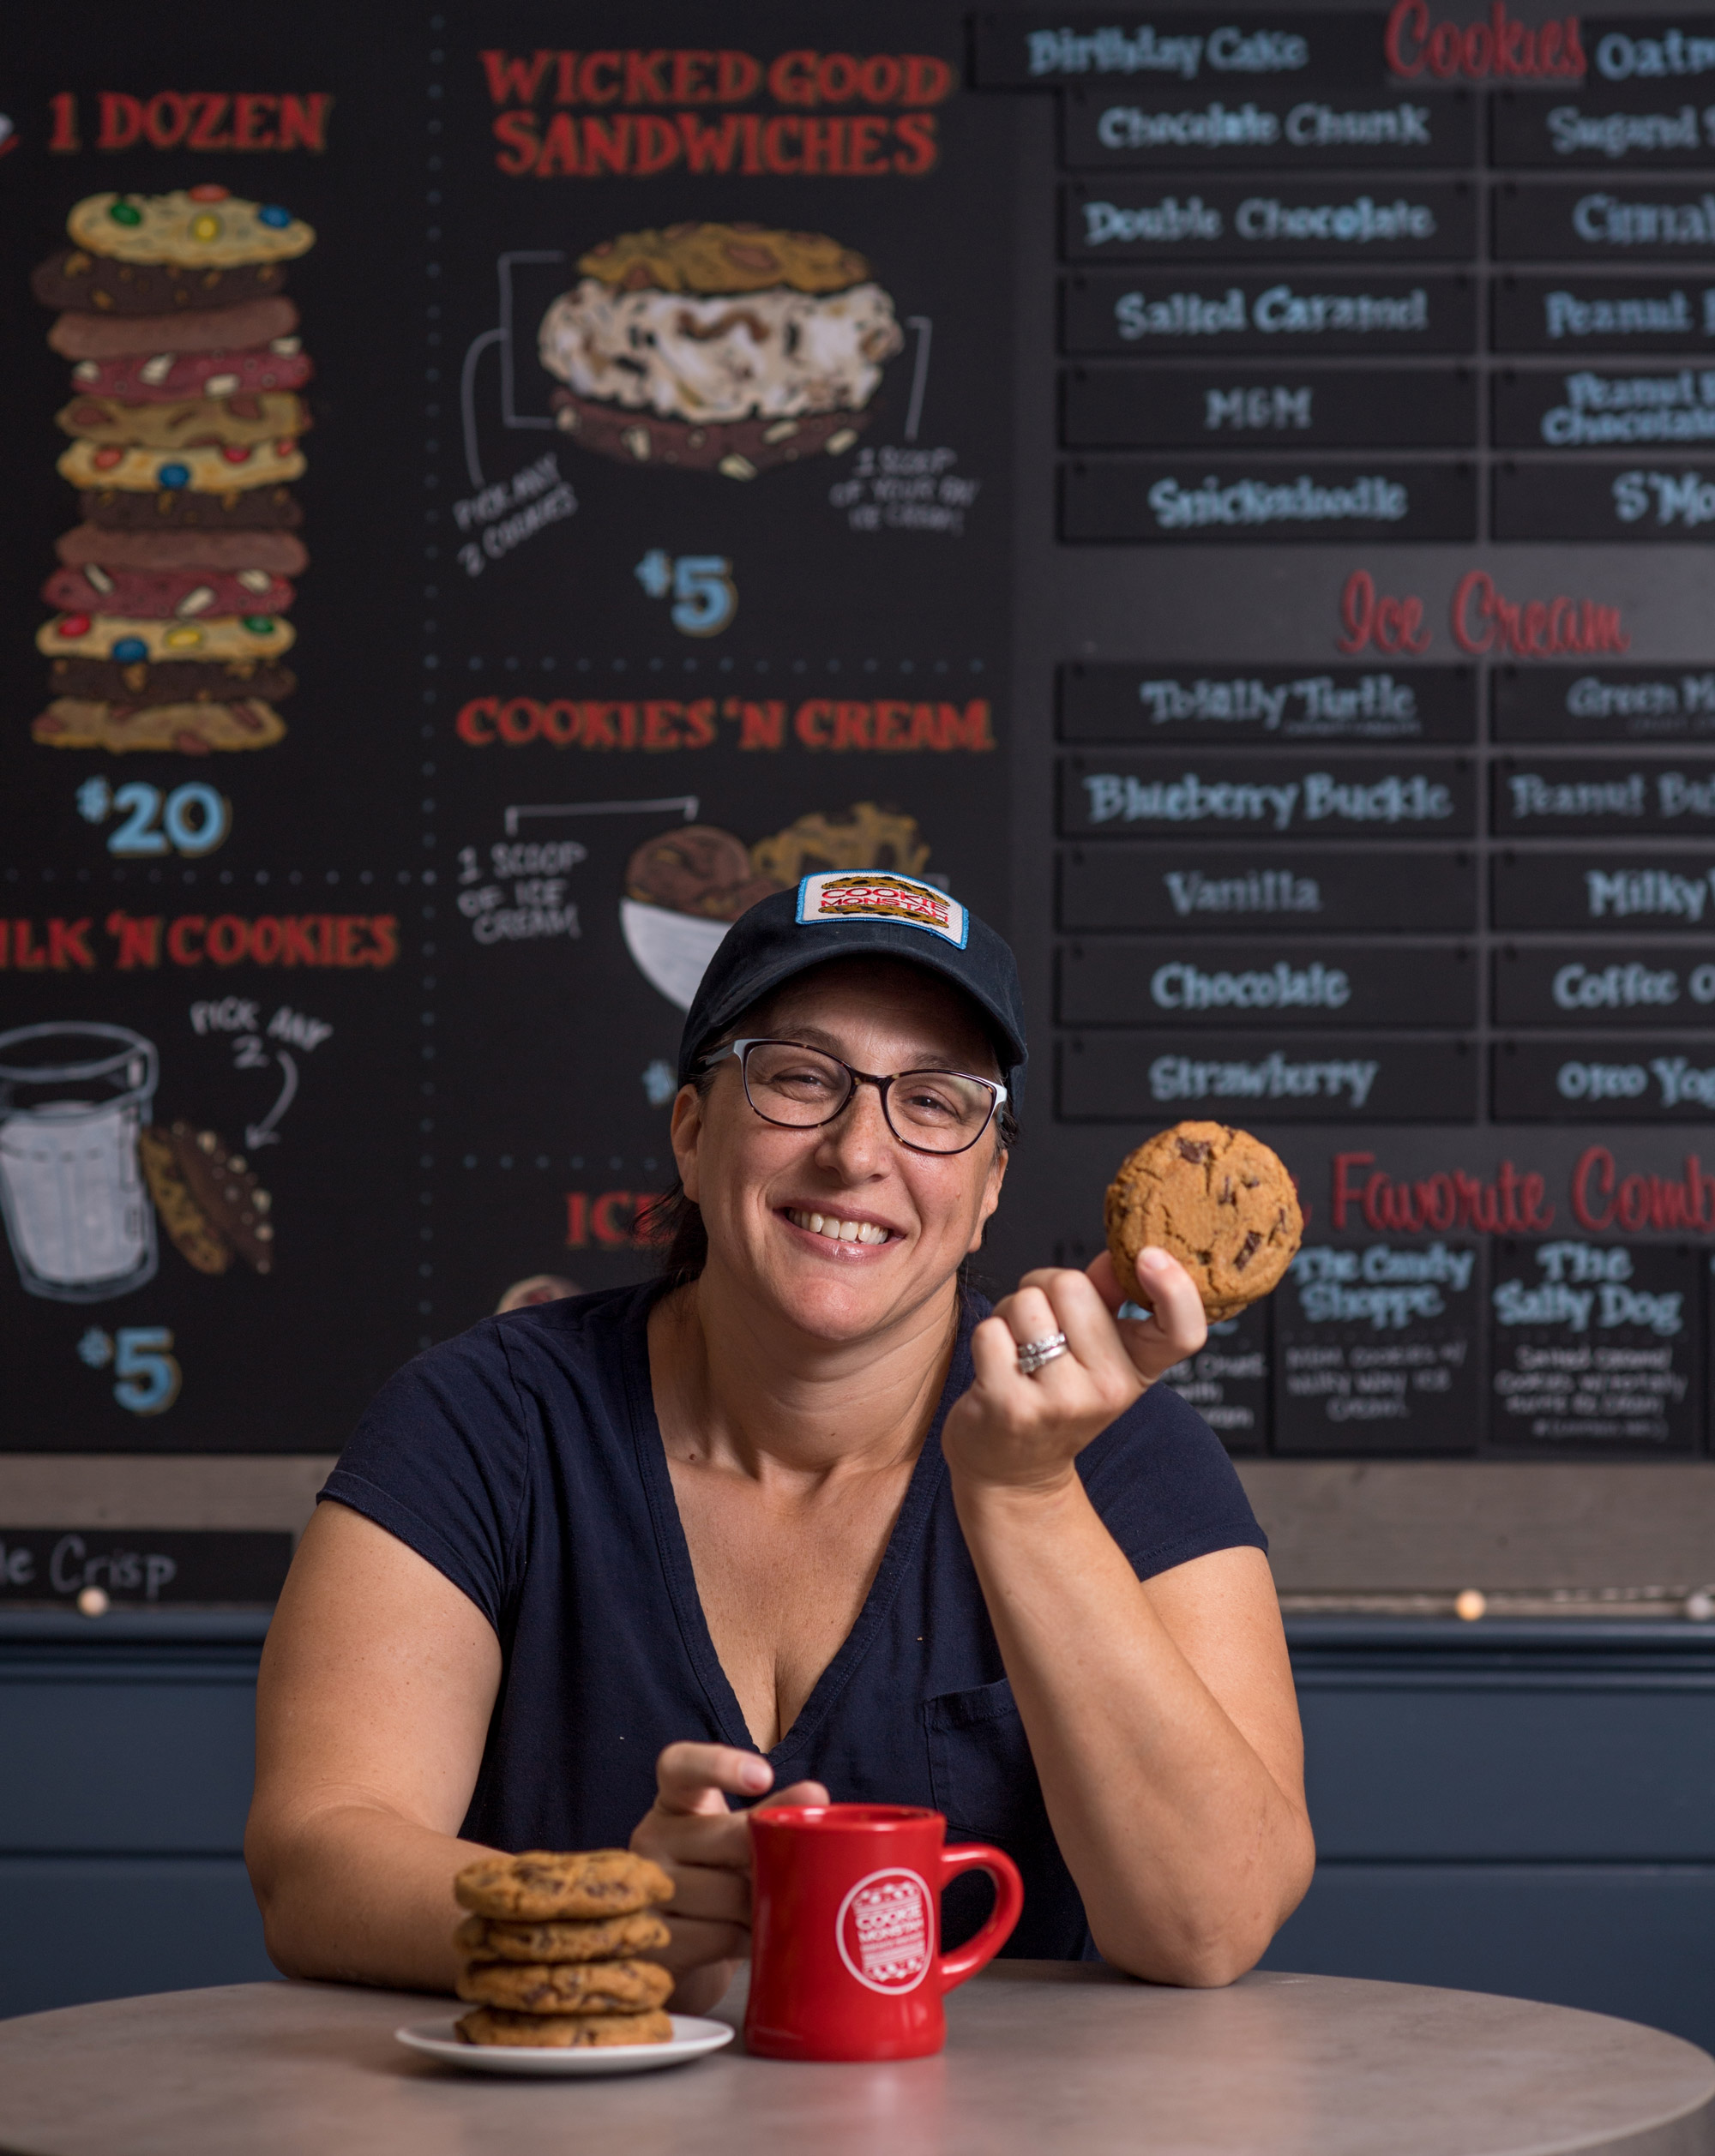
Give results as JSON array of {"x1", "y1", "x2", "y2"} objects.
[{"x1": 788, "y1": 1210, "x2": 889, "y2": 1246}]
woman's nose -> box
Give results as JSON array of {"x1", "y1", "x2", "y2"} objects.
[{"x1": 814, "y1": 1080, "x2": 894, "y2": 1170}]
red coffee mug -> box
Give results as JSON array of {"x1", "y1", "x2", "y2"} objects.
[{"x1": 745, "y1": 1803, "x2": 1024, "y2": 2061}]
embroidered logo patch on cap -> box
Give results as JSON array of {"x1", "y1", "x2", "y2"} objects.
[{"x1": 796, "y1": 870, "x2": 968, "y2": 948}]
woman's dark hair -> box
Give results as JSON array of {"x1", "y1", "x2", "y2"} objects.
[{"x1": 638, "y1": 1024, "x2": 1020, "y2": 1291}]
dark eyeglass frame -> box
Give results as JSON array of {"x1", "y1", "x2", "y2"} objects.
[{"x1": 704, "y1": 1037, "x2": 1008, "y2": 1157}]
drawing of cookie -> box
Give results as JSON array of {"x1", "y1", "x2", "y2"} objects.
[
  {"x1": 48, "y1": 657, "x2": 297, "y2": 707},
  {"x1": 32, "y1": 249, "x2": 290, "y2": 315},
  {"x1": 56, "y1": 525, "x2": 307, "y2": 575},
  {"x1": 67, "y1": 188, "x2": 315, "y2": 267},
  {"x1": 39, "y1": 614, "x2": 294, "y2": 662},
  {"x1": 57, "y1": 392, "x2": 310, "y2": 447},
  {"x1": 77, "y1": 485, "x2": 304, "y2": 531},
  {"x1": 48, "y1": 296, "x2": 298, "y2": 361},
  {"x1": 43, "y1": 567, "x2": 295, "y2": 618},
  {"x1": 57, "y1": 440, "x2": 305, "y2": 493},
  {"x1": 751, "y1": 803, "x2": 930, "y2": 884},
  {"x1": 539, "y1": 222, "x2": 903, "y2": 477},
  {"x1": 69, "y1": 342, "x2": 311, "y2": 403},
  {"x1": 33, "y1": 698, "x2": 286, "y2": 753},
  {"x1": 1105, "y1": 1123, "x2": 1303, "y2": 1320},
  {"x1": 138, "y1": 1126, "x2": 231, "y2": 1275}
]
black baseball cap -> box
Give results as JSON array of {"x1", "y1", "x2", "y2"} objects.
[{"x1": 677, "y1": 871, "x2": 1028, "y2": 1114}]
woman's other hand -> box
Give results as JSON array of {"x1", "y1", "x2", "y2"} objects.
[
  {"x1": 942, "y1": 1251, "x2": 1208, "y2": 1494},
  {"x1": 630, "y1": 1741, "x2": 828, "y2": 2013}
]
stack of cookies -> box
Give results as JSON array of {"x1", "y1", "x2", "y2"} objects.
[
  {"x1": 453, "y1": 1849, "x2": 677, "y2": 2049},
  {"x1": 32, "y1": 186, "x2": 314, "y2": 756}
]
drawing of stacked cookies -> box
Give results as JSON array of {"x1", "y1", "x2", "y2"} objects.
[{"x1": 32, "y1": 187, "x2": 313, "y2": 754}]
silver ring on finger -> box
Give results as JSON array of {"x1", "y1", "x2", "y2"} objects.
[{"x1": 1015, "y1": 1331, "x2": 1068, "y2": 1378}]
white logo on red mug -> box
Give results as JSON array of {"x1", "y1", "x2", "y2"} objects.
[{"x1": 835, "y1": 1868, "x2": 935, "y2": 1994}]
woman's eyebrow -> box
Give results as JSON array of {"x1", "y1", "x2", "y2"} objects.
[{"x1": 773, "y1": 1029, "x2": 991, "y2": 1073}]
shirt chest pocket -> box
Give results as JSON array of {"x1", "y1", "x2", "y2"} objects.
[{"x1": 922, "y1": 1676, "x2": 1054, "y2": 1850}]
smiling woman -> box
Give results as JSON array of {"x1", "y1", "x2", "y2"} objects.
[{"x1": 244, "y1": 875, "x2": 1314, "y2": 2009}]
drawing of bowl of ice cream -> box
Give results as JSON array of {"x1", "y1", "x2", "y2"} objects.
[{"x1": 620, "y1": 805, "x2": 933, "y2": 1010}]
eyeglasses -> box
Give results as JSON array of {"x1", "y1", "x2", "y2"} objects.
[{"x1": 705, "y1": 1038, "x2": 1008, "y2": 1156}]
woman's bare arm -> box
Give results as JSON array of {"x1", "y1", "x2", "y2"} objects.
[
  {"x1": 942, "y1": 1253, "x2": 1315, "y2": 1988},
  {"x1": 244, "y1": 1500, "x2": 503, "y2": 1991}
]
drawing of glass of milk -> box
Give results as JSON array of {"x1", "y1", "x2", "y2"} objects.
[{"x1": 0, "y1": 1024, "x2": 159, "y2": 1301}]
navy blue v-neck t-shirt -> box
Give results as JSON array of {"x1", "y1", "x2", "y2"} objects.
[{"x1": 320, "y1": 1282, "x2": 1266, "y2": 1960}]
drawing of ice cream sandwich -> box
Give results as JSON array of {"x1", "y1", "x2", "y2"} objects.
[{"x1": 539, "y1": 223, "x2": 904, "y2": 478}]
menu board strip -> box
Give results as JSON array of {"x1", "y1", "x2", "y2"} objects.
[
  {"x1": 1065, "y1": 363, "x2": 1477, "y2": 449},
  {"x1": 1063, "y1": 459, "x2": 1478, "y2": 541},
  {"x1": 1059, "y1": 1031, "x2": 1478, "y2": 1120}
]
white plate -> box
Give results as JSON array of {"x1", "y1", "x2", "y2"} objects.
[{"x1": 395, "y1": 2013, "x2": 735, "y2": 2077}]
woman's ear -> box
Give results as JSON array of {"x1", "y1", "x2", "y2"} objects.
[
  {"x1": 669, "y1": 1082, "x2": 705, "y2": 1204},
  {"x1": 965, "y1": 1144, "x2": 1008, "y2": 1256}
]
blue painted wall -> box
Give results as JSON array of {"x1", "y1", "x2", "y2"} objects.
[{"x1": 3, "y1": 1609, "x2": 1714, "y2": 2045}]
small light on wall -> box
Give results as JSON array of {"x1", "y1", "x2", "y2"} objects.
[
  {"x1": 1686, "y1": 1590, "x2": 1715, "y2": 1624},
  {"x1": 1454, "y1": 1589, "x2": 1486, "y2": 1623},
  {"x1": 76, "y1": 1586, "x2": 108, "y2": 1619}
]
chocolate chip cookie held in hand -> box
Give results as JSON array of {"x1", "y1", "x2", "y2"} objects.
[{"x1": 1106, "y1": 1122, "x2": 1303, "y2": 1319}]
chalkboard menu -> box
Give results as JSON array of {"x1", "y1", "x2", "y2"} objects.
[{"x1": 2, "y1": 0, "x2": 1712, "y2": 1466}]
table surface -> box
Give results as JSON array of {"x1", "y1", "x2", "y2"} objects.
[{"x1": 1, "y1": 1964, "x2": 1711, "y2": 2156}]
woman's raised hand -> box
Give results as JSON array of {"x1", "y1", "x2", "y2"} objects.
[
  {"x1": 942, "y1": 1248, "x2": 1208, "y2": 1495},
  {"x1": 629, "y1": 1740, "x2": 828, "y2": 2013}
]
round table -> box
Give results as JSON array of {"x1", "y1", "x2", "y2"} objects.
[{"x1": 0, "y1": 1963, "x2": 1710, "y2": 2156}]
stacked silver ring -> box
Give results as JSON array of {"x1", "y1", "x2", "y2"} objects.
[{"x1": 1015, "y1": 1331, "x2": 1068, "y2": 1377}]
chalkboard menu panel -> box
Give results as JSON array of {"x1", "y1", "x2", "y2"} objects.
[
  {"x1": 14, "y1": 0, "x2": 1715, "y2": 1478},
  {"x1": 1062, "y1": 270, "x2": 1478, "y2": 354},
  {"x1": 1059, "y1": 1032, "x2": 1477, "y2": 1120},
  {"x1": 1495, "y1": 1039, "x2": 1715, "y2": 1121},
  {"x1": 1494, "y1": 944, "x2": 1715, "y2": 1029},
  {"x1": 1495, "y1": 460, "x2": 1715, "y2": 541},
  {"x1": 1061, "y1": 940, "x2": 1477, "y2": 1028},
  {"x1": 1063, "y1": 364, "x2": 1476, "y2": 449},
  {"x1": 1061, "y1": 846, "x2": 1479, "y2": 932},
  {"x1": 1495, "y1": 665, "x2": 1715, "y2": 743},
  {"x1": 1494, "y1": 851, "x2": 1715, "y2": 932},
  {"x1": 1060, "y1": 754, "x2": 1477, "y2": 839},
  {"x1": 1491, "y1": 87, "x2": 1715, "y2": 168},
  {"x1": 1063, "y1": 87, "x2": 1475, "y2": 171},
  {"x1": 970, "y1": 12, "x2": 1390, "y2": 91},
  {"x1": 0, "y1": 1528, "x2": 291, "y2": 1606},
  {"x1": 1491, "y1": 273, "x2": 1715, "y2": 354},
  {"x1": 1489, "y1": 1239, "x2": 1702, "y2": 1452},
  {"x1": 1062, "y1": 459, "x2": 1477, "y2": 541},
  {"x1": 1493, "y1": 364, "x2": 1715, "y2": 451},
  {"x1": 1062, "y1": 181, "x2": 1476, "y2": 263},
  {"x1": 1157, "y1": 1302, "x2": 1271, "y2": 1455},
  {"x1": 1495, "y1": 180, "x2": 1715, "y2": 262},
  {"x1": 1273, "y1": 1240, "x2": 1483, "y2": 1456},
  {"x1": 1493, "y1": 758, "x2": 1715, "y2": 837},
  {"x1": 1060, "y1": 662, "x2": 1477, "y2": 743}
]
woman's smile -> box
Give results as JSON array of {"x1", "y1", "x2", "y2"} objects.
[{"x1": 781, "y1": 1205, "x2": 899, "y2": 1251}]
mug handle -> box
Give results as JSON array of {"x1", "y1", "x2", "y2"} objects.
[{"x1": 936, "y1": 1842, "x2": 1024, "y2": 1988}]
